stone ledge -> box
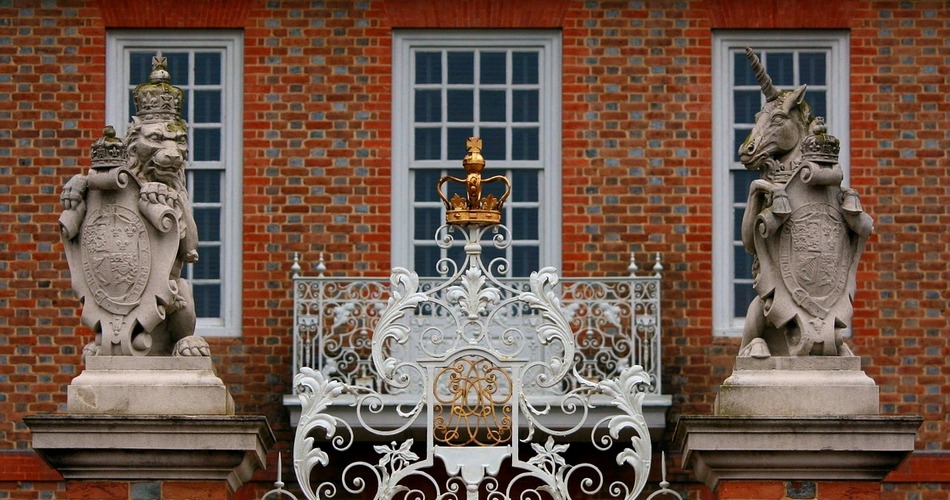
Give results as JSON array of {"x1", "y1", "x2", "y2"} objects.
[
  {"x1": 674, "y1": 415, "x2": 921, "y2": 489},
  {"x1": 24, "y1": 414, "x2": 275, "y2": 492}
]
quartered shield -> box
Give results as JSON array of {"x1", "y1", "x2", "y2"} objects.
[{"x1": 778, "y1": 202, "x2": 851, "y2": 318}]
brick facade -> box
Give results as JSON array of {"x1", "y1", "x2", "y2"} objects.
[{"x1": 0, "y1": 1, "x2": 947, "y2": 498}]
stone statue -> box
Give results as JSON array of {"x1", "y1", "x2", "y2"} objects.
[
  {"x1": 737, "y1": 48, "x2": 873, "y2": 358},
  {"x1": 60, "y1": 56, "x2": 210, "y2": 359}
]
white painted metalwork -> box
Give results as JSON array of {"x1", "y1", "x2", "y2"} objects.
[
  {"x1": 290, "y1": 251, "x2": 663, "y2": 397},
  {"x1": 291, "y1": 223, "x2": 659, "y2": 499}
]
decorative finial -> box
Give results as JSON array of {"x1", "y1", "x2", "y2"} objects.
[
  {"x1": 437, "y1": 137, "x2": 511, "y2": 227},
  {"x1": 316, "y1": 252, "x2": 326, "y2": 276},
  {"x1": 90, "y1": 125, "x2": 127, "y2": 170},
  {"x1": 291, "y1": 252, "x2": 301, "y2": 278},
  {"x1": 133, "y1": 55, "x2": 184, "y2": 123},
  {"x1": 628, "y1": 253, "x2": 639, "y2": 276},
  {"x1": 653, "y1": 253, "x2": 663, "y2": 277}
]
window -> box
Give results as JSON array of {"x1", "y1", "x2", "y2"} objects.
[
  {"x1": 712, "y1": 31, "x2": 849, "y2": 336},
  {"x1": 392, "y1": 31, "x2": 562, "y2": 277},
  {"x1": 106, "y1": 30, "x2": 243, "y2": 337}
]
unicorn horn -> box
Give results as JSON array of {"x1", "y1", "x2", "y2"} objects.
[{"x1": 745, "y1": 47, "x2": 780, "y2": 102}]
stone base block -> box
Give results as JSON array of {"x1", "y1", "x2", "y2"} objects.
[
  {"x1": 67, "y1": 356, "x2": 234, "y2": 415},
  {"x1": 674, "y1": 415, "x2": 921, "y2": 490},
  {"x1": 24, "y1": 414, "x2": 275, "y2": 492},
  {"x1": 715, "y1": 356, "x2": 879, "y2": 416}
]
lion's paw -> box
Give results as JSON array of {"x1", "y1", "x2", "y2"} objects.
[
  {"x1": 140, "y1": 182, "x2": 177, "y2": 207},
  {"x1": 81, "y1": 340, "x2": 100, "y2": 363},
  {"x1": 173, "y1": 335, "x2": 211, "y2": 357}
]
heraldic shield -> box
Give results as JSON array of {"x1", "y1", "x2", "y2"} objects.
[
  {"x1": 779, "y1": 203, "x2": 851, "y2": 319},
  {"x1": 61, "y1": 164, "x2": 182, "y2": 357}
]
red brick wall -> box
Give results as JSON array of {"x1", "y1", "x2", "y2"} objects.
[{"x1": 0, "y1": 0, "x2": 947, "y2": 498}]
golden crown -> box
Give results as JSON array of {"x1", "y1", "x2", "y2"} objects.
[
  {"x1": 437, "y1": 137, "x2": 511, "y2": 227},
  {"x1": 801, "y1": 117, "x2": 840, "y2": 164},
  {"x1": 133, "y1": 56, "x2": 184, "y2": 123},
  {"x1": 90, "y1": 125, "x2": 127, "y2": 169}
]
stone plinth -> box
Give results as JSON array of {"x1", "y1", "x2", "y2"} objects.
[
  {"x1": 67, "y1": 356, "x2": 234, "y2": 415},
  {"x1": 24, "y1": 414, "x2": 274, "y2": 493},
  {"x1": 674, "y1": 415, "x2": 921, "y2": 493},
  {"x1": 715, "y1": 356, "x2": 879, "y2": 416}
]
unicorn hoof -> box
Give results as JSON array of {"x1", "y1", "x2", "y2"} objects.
[{"x1": 739, "y1": 338, "x2": 770, "y2": 359}]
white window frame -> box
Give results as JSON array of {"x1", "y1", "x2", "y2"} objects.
[
  {"x1": 391, "y1": 30, "x2": 562, "y2": 273},
  {"x1": 712, "y1": 30, "x2": 850, "y2": 337},
  {"x1": 106, "y1": 30, "x2": 244, "y2": 337}
]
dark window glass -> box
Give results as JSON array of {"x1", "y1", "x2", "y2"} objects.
[
  {"x1": 733, "y1": 129, "x2": 751, "y2": 163},
  {"x1": 447, "y1": 128, "x2": 474, "y2": 158},
  {"x1": 480, "y1": 90, "x2": 506, "y2": 122},
  {"x1": 194, "y1": 52, "x2": 221, "y2": 85},
  {"x1": 732, "y1": 169, "x2": 758, "y2": 204},
  {"x1": 193, "y1": 90, "x2": 222, "y2": 123},
  {"x1": 512, "y1": 208, "x2": 539, "y2": 240},
  {"x1": 512, "y1": 90, "x2": 538, "y2": 122},
  {"x1": 193, "y1": 246, "x2": 220, "y2": 280},
  {"x1": 733, "y1": 90, "x2": 760, "y2": 124},
  {"x1": 512, "y1": 170, "x2": 538, "y2": 202},
  {"x1": 480, "y1": 52, "x2": 506, "y2": 84},
  {"x1": 130, "y1": 52, "x2": 155, "y2": 85},
  {"x1": 799, "y1": 52, "x2": 826, "y2": 86},
  {"x1": 414, "y1": 128, "x2": 441, "y2": 160},
  {"x1": 191, "y1": 170, "x2": 221, "y2": 203},
  {"x1": 806, "y1": 90, "x2": 827, "y2": 120},
  {"x1": 512, "y1": 247, "x2": 540, "y2": 277},
  {"x1": 414, "y1": 246, "x2": 440, "y2": 277},
  {"x1": 414, "y1": 89, "x2": 441, "y2": 123},
  {"x1": 511, "y1": 128, "x2": 539, "y2": 160},
  {"x1": 733, "y1": 282, "x2": 756, "y2": 318},
  {"x1": 194, "y1": 207, "x2": 221, "y2": 241},
  {"x1": 447, "y1": 89, "x2": 473, "y2": 122},
  {"x1": 733, "y1": 246, "x2": 753, "y2": 279},
  {"x1": 164, "y1": 52, "x2": 189, "y2": 86},
  {"x1": 193, "y1": 284, "x2": 221, "y2": 318},
  {"x1": 415, "y1": 170, "x2": 441, "y2": 202},
  {"x1": 193, "y1": 128, "x2": 221, "y2": 161},
  {"x1": 415, "y1": 51, "x2": 441, "y2": 84},
  {"x1": 766, "y1": 52, "x2": 793, "y2": 86},
  {"x1": 414, "y1": 207, "x2": 441, "y2": 240},
  {"x1": 447, "y1": 52, "x2": 474, "y2": 84},
  {"x1": 512, "y1": 52, "x2": 538, "y2": 84},
  {"x1": 734, "y1": 51, "x2": 757, "y2": 86},
  {"x1": 479, "y1": 128, "x2": 505, "y2": 160}
]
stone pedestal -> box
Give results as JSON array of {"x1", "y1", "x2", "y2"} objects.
[
  {"x1": 25, "y1": 414, "x2": 274, "y2": 496},
  {"x1": 676, "y1": 356, "x2": 920, "y2": 499},
  {"x1": 26, "y1": 356, "x2": 273, "y2": 497},
  {"x1": 715, "y1": 356, "x2": 879, "y2": 416},
  {"x1": 67, "y1": 356, "x2": 234, "y2": 415}
]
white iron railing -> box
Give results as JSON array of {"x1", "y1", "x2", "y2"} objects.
[{"x1": 290, "y1": 252, "x2": 664, "y2": 397}]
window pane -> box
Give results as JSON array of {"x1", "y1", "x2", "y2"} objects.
[
  {"x1": 512, "y1": 128, "x2": 539, "y2": 160},
  {"x1": 732, "y1": 206, "x2": 745, "y2": 242},
  {"x1": 193, "y1": 90, "x2": 222, "y2": 123},
  {"x1": 512, "y1": 52, "x2": 538, "y2": 84},
  {"x1": 512, "y1": 170, "x2": 538, "y2": 202},
  {"x1": 479, "y1": 128, "x2": 505, "y2": 160},
  {"x1": 415, "y1": 51, "x2": 441, "y2": 84},
  {"x1": 193, "y1": 246, "x2": 220, "y2": 280},
  {"x1": 732, "y1": 169, "x2": 758, "y2": 204},
  {"x1": 194, "y1": 52, "x2": 221, "y2": 85},
  {"x1": 806, "y1": 90, "x2": 827, "y2": 120},
  {"x1": 414, "y1": 207, "x2": 441, "y2": 240},
  {"x1": 482, "y1": 246, "x2": 505, "y2": 271},
  {"x1": 194, "y1": 207, "x2": 221, "y2": 241},
  {"x1": 766, "y1": 52, "x2": 793, "y2": 86},
  {"x1": 414, "y1": 128, "x2": 441, "y2": 160},
  {"x1": 482, "y1": 176, "x2": 508, "y2": 198},
  {"x1": 512, "y1": 90, "x2": 538, "y2": 122},
  {"x1": 732, "y1": 283, "x2": 756, "y2": 318},
  {"x1": 164, "y1": 52, "x2": 189, "y2": 86},
  {"x1": 733, "y1": 90, "x2": 760, "y2": 124},
  {"x1": 733, "y1": 246, "x2": 753, "y2": 279},
  {"x1": 130, "y1": 52, "x2": 154, "y2": 85},
  {"x1": 447, "y1": 89, "x2": 473, "y2": 122},
  {"x1": 193, "y1": 284, "x2": 221, "y2": 318},
  {"x1": 193, "y1": 128, "x2": 221, "y2": 161},
  {"x1": 512, "y1": 208, "x2": 539, "y2": 239},
  {"x1": 447, "y1": 128, "x2": 473, "y2": 157},
  {"x1": 415, "y1": 170, "x2": 441, "y2": 202},
  {"x1": 447, "y1": 52, "x2": 474, "y2": 84},
  {"x1": 734, "y1": 51, "x2": 757, "y2": 86},
  {"x1": 191, "y1": 170, "x2": 221, "y2": 203},
  {"x1": 480, "y1": 90, "x2": 506, "y2": 122},
  {"x1": 512, "y1": 247, "x2": 539, "y2": 277},
  {"x1": 480, "y1": 52, "x2": 506, "y2": 84},
  {"x1": 414, "y1": 89, "x2": 441, "y2": 122},
  {"x1": 414, "y1": 246, "x2": 440, "y2": 277},
  {"x1": 799, "y1": 52, "x2": 826, "y2": 86}
]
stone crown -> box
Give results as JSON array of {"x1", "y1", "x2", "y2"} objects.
[
  {"x1": 133, "y1": 56, "x2": 184, "y2": 123},
  {"x1": 90, "y1": 125, "x2": 127, "y2": 169},
  {"x1": 801, "y1": 118, "x2": 840, "y2": 164}
]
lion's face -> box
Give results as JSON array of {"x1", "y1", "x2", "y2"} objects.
[{"x1": 127, "y1": 120, "x2": 188, "y2": 189}]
